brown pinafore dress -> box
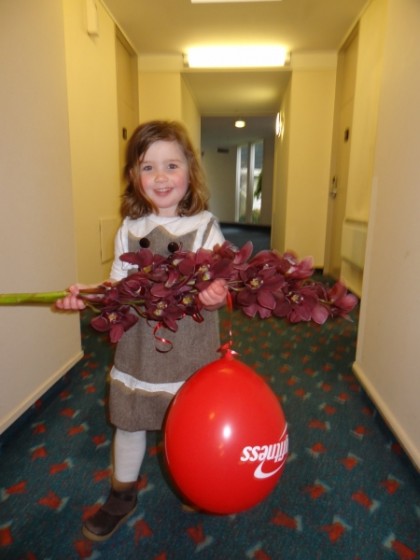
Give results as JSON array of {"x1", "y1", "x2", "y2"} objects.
[{"x1": 109, "y1": 222, "x2": 221, "y2": 432}]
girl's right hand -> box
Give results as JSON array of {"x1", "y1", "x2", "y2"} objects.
[{"x1": 55, "y1": 284, "x2": 87, "y2": 311}]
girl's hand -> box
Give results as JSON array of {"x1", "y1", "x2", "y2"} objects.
[
  {"x1": 198, "y1": 278, "x2": 228, "y2": 310},
  {"x1": 55, "y1": 284, "x2": 88, "y2": 311}
]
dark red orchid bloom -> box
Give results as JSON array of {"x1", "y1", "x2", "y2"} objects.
[
  {"x1": 270, "y1": 251, "x2": 314, "y2": 279},
  {"x1": 117, "y1": 273, "x2": 150, "y2": 301},
  {"x1": 90, "y1": 306, "x2": 139, "y2": 343},
  {"x1": 172, "y1": 243, "x2": 237, "y2": 292},
  {"x1": 326, "y1": 281, "x2": 359, "y2": 318},
  {"x1": 273, "y1": 285, "x2": 323, "y2": 323},
  {"x1": 82, "y1": 241, "x2": 358, "y2": 344},
  {"x1": 119, "y1": 248, "x2": 154, "y2": 269},
  {"x1": 273, "y1": 280, "x2": 357, "y2": 324},
  {"x1": 144, "y1": 296, "x2": 186, "y2": 332},
  {"x1": 234, "y1": 263, "x2": 287, "y2": 319},
  {"x1": 213, "y1": 240, "x2": 253, "y2": 264}
]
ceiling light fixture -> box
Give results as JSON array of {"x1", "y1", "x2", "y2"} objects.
[
  {"x1": 184, "y1": 45, "x2": 288, "y2": 69},
  {"x1": 235, "y1": 119, "x2": 246, "y2": 129},
  {"x1": 191, "y1": 1, "x2": 283, "y2": 3}
]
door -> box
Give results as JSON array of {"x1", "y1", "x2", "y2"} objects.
[
  {"x1": 324, "y1": 29, "x2": 359, "y2": 279},
  {"x1": 116, "y1": 31, "x2": 139, "y2": 193}
]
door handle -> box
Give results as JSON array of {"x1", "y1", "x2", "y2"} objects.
[{"x1": 330, "y1": 176, "x2": 338, "y2": 199}]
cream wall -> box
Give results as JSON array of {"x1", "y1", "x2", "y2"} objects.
[
  {"x1": 181, "y1": 76, "x2": 201, "y2": 150},
  {"x1": 346, "y1": 0, "x2": 387, "y2": 221},
  {"x1": 138, "y1": 72, "x2": 183, "y2": 123},
  {"x1": 271, "y1": 82, "x2": 292, "y2": 254},
  {"x1": 137, "y1": 61, "x2": 201, "y2": 149},
  {"x1": 272, "y1": 63, "x2": 336, "y2": 266},
  {"x1": 201, "y1": 145, "x2": 237, "y2": 222},
  {"x1": 338, "y1": 0, "x2": 387, "y2": 298},
  {"x1": 0, "y1": 0, "x2": 82, "y2": 432},
  {"x1": 354, "y1": 0, "x2": 420, "y2": 468},
  {"x1": 63, "y1": 0, "x2": 122, "y2": 284}
]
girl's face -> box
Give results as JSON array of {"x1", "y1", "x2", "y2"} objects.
[{"x1": 138, "y1": 140, "x2": 189, "y2": 217}]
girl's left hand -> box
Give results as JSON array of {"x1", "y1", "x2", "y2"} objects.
[{"x1": 198, "y1": 278, "x2": 228, "y2": 310}]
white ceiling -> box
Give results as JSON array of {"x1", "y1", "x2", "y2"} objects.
[{"x1": 102, "y1": 0, "x2": 369, "y2": 142}]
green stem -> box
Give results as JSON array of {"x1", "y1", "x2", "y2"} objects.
[{"x1": 0, "y1": 291, "x2": 68, "y2": 305}]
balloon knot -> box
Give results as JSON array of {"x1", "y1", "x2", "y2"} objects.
[{"x1": 218, "y1": 343, "x2": 238, "y2": 359}]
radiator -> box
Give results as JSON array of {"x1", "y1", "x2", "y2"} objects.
[{"x1": 341, "y1": 220, "x2": 368, "y2": 270}]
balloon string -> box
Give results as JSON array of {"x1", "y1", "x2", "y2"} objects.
[
  {"x1": 153, "y1": 323, "x2": 174, "y2": 353},
  {"x1": 218, "y1": 291, "x2": 237, "y2": 357}
]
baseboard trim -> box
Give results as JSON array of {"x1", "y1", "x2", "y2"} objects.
[
  {"x1": 0, "y1": 350, "x2": 84, "y2": 435},
  {"x1": 352, "y1": 360, "x2": 420, "y2": 471}
]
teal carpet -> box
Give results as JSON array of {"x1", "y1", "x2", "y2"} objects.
[{"x1": 0, "y1": 304, "x2": 419, "y2": 559}]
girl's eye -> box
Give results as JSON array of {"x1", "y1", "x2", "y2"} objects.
[
  {"x1": 141, "y1": 165, "x2": 152, "y2": 172},
  {"x1": 168, "y1": 163, "x2": 178, "y2": 170}
]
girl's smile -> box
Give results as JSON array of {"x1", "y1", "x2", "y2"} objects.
[{"x1": 139, "y1": 140, "x2": 189, "y2": 216}]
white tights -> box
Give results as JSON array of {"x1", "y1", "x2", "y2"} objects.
[{"x1": 113, "y1": 428, "x2": 147, "y2": 483}]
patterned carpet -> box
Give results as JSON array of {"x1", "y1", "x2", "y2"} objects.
[{"x1": 0, "y1": 303, "x2": 419, "y2": 559}]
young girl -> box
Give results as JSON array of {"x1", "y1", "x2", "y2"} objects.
[{"x1": 57, "y1": 120, "x2": 228, "y2": 541}]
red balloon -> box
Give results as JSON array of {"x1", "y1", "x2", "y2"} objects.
[{"x1": 164, "y1": 350, "x2": 288, "y2": 514}]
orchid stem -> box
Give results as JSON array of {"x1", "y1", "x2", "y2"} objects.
[{"x1": 0, "y1": 291, "x2": 69, "y2": 305}]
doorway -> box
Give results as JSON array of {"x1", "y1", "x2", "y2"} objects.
[
  {"x1": 324, "y1": 28, "x2": 359, "y2": 279},
  {"x1": 236, "y1": 141, "x2": 263, "y2": 224},
  {"x1": 201, "y1": 115, "x2": 275, "y2": 227}
]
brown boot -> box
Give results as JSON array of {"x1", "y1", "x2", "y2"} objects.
[{"x1": 82, "y1": 486, "x2": 138, "y2": 542}]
